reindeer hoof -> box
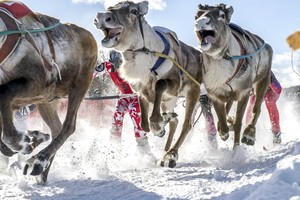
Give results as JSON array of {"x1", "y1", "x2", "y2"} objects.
[
  {"x1": 241, "y1": 136, "x2": 255, "y2": 146},
  {"x1": 23, "y1": 163, "x2": 44, "y2": 176},
  {"x1": 157, "y1": 130, "x2": 165, "y2": 138},
  {"x1": 219, "y1": 132, "x2": 229, "y2": 141},
  {"x1": 31, "y1": 164, "x2": 44, "y2": 176},
  {"x1": 23, "y1": 154, "x2": 50, "y2": 176},
  {"x1": 158, "y1": 159, "x2": 177, "y2": 168},
  {"x1": 168, "y1": 160, "x2": 176, "y2": 168}
]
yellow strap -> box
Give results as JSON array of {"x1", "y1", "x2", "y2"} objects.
[{"x1": 153, "y1": 51, "x2": 201, "y2": 87}]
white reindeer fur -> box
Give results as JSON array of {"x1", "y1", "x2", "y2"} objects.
[
  {"x1": 202, "y1": 34, "x2": 253, "y2": 100},
  {"x1": 119, "y1": 22, "x2": 175, "y2": 85}
]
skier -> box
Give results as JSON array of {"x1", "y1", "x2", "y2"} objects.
[
  {"x1": 246, "y1": 71, "x2": 282, "y2": 144},
  {"x1": 95, "y1": 50, "x2": 150, "y2": 154},
  {"x1": 192, "y1": 84, "x2": 217, "y2": 147}
]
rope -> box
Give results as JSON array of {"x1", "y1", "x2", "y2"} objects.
[
  {"x1": 229, "y1": 42, "x2": 266, "y2": 60},
  {"x1": 0, "y1": 22, "x2": 61, "y2": 37},
  {"x1": 52, "y1": 60, "x2": 62, "y2": 81},
  {"x1": 193, "y1": 107, "x2": 203, "y2": 127},
  {"x1": 291, "y1": 50, "x2": 300, "y2": 76},
  {"x1": 153, "y1": 51, "x2": 201, "y2": 87},
  {"x1": 133, "y1": 13, "x2": 200, "y2": 87}
]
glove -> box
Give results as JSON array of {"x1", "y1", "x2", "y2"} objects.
[
  {"x1": 95, "y1": 63, "x2": 105, "y2": 72},
  {"x1": 199, "y1": 95, "x2": 209, "y2": 105},
  {"x1": 199, "y1": 95, "x2": 212, "y2": 110}
]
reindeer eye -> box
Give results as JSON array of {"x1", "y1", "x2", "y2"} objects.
[
  {"x1": 131, "y1": 9, "x2": 138, "y2": 15},
  {"x1": 220, "y1": 13, "x2": 225, "y2": 19}
]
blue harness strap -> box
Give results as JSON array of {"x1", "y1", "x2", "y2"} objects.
[
  {"x1": 227, "y1": 23, "x2": 266, "y2": 61},
  {"x1": 150, "y1": 31, "x2": 170, "y2": 75}
]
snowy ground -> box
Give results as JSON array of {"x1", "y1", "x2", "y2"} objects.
[{"x1": 0, "y1": 96, "x2": 300, "y2": 200}]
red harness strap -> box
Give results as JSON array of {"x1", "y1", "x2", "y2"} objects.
[
  {"x1": 0, "y1": 11, "x2": 20, "y2": 66},
  {"x1": 0, "y1": 2, "x2": 55, "y2": 71},
  {"x1": 0, "y1": 1, "x2": 33, "y2": 19},
  {"x1": 0, "y1": 1, "x2": 34, "y2": 65}
]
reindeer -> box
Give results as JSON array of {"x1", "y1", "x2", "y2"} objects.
[
  {"x1": 0, "y1": 2, "x2": 97, "y2": 183},
  {"x1": 94, "y1": 1, "x2": 202, "y2": 167},
  {"x1": 194, "y1": 4, "x2": 273, "y2": 148}
]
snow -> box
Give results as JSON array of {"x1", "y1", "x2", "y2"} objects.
[{"x1": 1, "y1": 96, "x2": 300, "y2": 200}]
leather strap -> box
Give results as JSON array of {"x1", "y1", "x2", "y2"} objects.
[{"x1": 0, "y1": 11, "x2": 20, "y2": 66}]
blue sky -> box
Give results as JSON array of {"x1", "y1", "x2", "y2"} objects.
[{"x1": 20, "y1": 0, "x2": 300, "y2": 86}]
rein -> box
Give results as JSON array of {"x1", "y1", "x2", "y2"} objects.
[
  {"x1": 130, "y1": 13, "x2": 201, "y2": 87},
  {"x1": 224, "y1": 42, "x2": 266, "y2": 61},
  {"x1": 0, "y1": 22, "x2": 61, "y2": 37},
  {"x1": 153, "y1": 51, "x2": 200, "y2": 87}
]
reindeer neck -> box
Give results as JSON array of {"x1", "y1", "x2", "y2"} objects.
[
  {"x1": 225, "y1": 33, "x2": 243, "y2": 59},
  {"x1": 142, "y1": 23, "x2": 165, "y2": 52},
  {"x1": 206, "y1": 29, "x2": 241, "y2": 60}
]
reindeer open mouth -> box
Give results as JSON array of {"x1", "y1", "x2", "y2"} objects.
[
  {"x1": 197, "y1": 30, "x2": 216, "y2": 45},
  {"x1": 101, "y1": 27, "x2": 123, "y2": 45}
]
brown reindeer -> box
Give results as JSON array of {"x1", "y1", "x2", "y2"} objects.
[
  {"x1": 94, "y1": 1, "x2": 202, "y2": 167},
  {"x1": 194, "y1": 4, "x2": 273, "y2": 148},
  {"x1": 0, "y1": 2, "x2": 97, "y2": 183}
]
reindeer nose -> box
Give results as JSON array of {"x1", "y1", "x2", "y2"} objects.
[
  {"x1": 94, "y1": 17, "x2": 98, "y2": 25},
  {"x1": 94, "y1": 12, "x2": 101, "y2": 25},
  {"x1": 195, "y1": 16, "x2": 211, "y2": 30}
]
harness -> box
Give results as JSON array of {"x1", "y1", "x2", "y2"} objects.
[
  {"x1": 0, "y1": 2, "x2": 62, "y2": 79},
  {"x1": 224, "y1": 23, "x2": 266, "y2": 91},
  {"x1": 0, "y1": 10, "x2": 20, "y2": 66},
  {"x1": 127, "y1": 12, "x2": 201, "y2": 87},
  {"x1": 227, "y1": 23, "x2": 266, "y2": 60},
  {"x1": 150, "y1": 30, "x2": 170, "y2": 75}
]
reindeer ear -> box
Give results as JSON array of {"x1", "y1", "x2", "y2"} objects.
[
  {"x1": 225, "y1": 5, "x2": 234, "y2": 23},
  {"x1": 138, "y1": 1, "x2": 149, "y2": 15},
  {"x1": 198, "y1": 4, "x2": 204, "y2": 10}
]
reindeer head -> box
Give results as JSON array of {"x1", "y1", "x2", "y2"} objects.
[
  {"x1": 194, "y1": 4, "x2": 234, "y2": 54},
  {"x1": 94, "y1": 1, "x2": 149, "y2": 51}
]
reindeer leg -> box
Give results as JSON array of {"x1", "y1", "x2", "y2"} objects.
[
  {"x1": 213, "y1": 101, "x2": 230, "y2": 141},
  {"x1": 0, "y1": 115, "x2": 16, "y2": 156},
  {"x1": 31, "y1": 102, "x2": 62, "y2": 184},
  {"x1": 23, "y1": 79, "x2": 89, "y2": 177},
  {"x1": 38, "y1": 155, "x2": 55, "y2": 184},
  {"x1": 0, "y1": 78, "x2": 49, "y2": 154},
  {"x1": 139, "y1": 96, "x2": 150, "y2": 132},
  {"x1": 225, "y1": 101, "x2": 235, "y2": 131},
  {"x1": 163, "y1": 115, "x2": 178, "y2": 152},
  {"x1": 233, "y1": 96, "x2": 249, "y2": 147},
  {"x1": 242, "y1": 75, "x2": 270, "y2": 145},
  {"x1": 149, "y1": 79, "x2": 168, "y2": 137},
  {"x1": 0, "y1": 138, "x2": 16, "y2": 157},
  {"x1": 160, "y1": 86, "x2": 199, "y2": 168}
]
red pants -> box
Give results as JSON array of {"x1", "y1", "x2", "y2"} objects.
[
  {"x1": 246, "y1": 88, "x2": 281, "y2": 134},
  {"x1": 111, "y1": 95, "x2": 146, "y2": 139}
]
